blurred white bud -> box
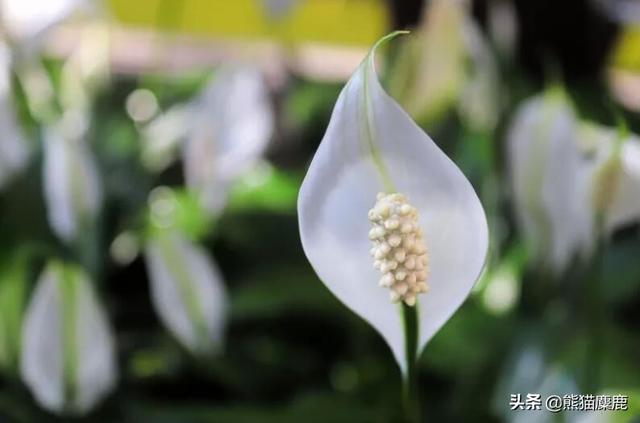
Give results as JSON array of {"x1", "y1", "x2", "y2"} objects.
[
  {"x1": 20, "y1": 262, "x2": 117, "y2": 415},
  {"x1": 42, "y1": 126, "x2": 102, "y2": 242},
  {"x1": 109, "y1": 231, "x2": 140, "y2": 266},
  {"x1": 388, "y1": 0, "x2": 500, "y2": 131},
  {"x1": 183, "y1": 66, "x2": 274, "y2": 214},
  {"x1": 482, "y1": 263, "x2": 519, "y2": 316},
  {"x1": 126, "y1": 89, "x2": 158, "y2": 123},
  {"x1": 144, "y1": 230, "x2": 228, "y2": 355},
  {"x1": 488, "y1": 0, "x2": 518, "y2": 58}
]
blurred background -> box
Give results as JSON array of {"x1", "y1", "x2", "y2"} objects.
[{"x1": 0, "y1": 0, "x2": 639, "y2": 421}]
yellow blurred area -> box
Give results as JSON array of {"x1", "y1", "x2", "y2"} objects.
[
  {"x1": 107, "y1": 0, "x2": 389, "y2": 46},
  {"x1": 611, "y1": 25, "x2": 640, "y2": 71}
]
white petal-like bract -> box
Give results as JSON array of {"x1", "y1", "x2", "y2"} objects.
[
  {"x1": 0, "y1": 42, "x2": 29, "y2": 189},
  {"x1": 43, "y1": 127, "x2": 102, "y2": 242},
  {"x1": 0, "y1": 0, "x2": 88, "y2": 46},
  {"x1": 579, "y1": 123, "x2": 640, "y2": 232},
  {"x1": 298, "y1": 33, "x2": 488, "y2": 373},
  {"x1": 183, "y1": 66, "x2": 274, "y2": 213},
  {"x1": 20, "y1": 262, "x2": 117, "y2": 415},
  {"x1": 507, "y1": 91, "x2": 593, "y2": 275},
  {"x1": 145, "y1": 230, "x2": 228, "y2": 355}
]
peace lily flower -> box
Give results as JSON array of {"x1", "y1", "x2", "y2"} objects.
[
  {"x1": 183, "y1": 65, "x2": 274, "y2": 214},
  {"x1": 144, "y1": 228, "x2": 228, "y2": 355},
  {"x1": 20, "y1": 261, "x2": 117, "y2": 415},
  {"x1": 42, "y1": 124, "x2": 102, "y2": 243},
  {"x1": 508, "y1": 90, "x2": 640, "y2": 275},
  {"x1": 507, "y1": 89, "x2": 594, "y2": 275},
  {"x1": 388, "y1": 0, "x2": 499, "y2": 131},
  {"x1": 298, "y1": 32, "x2": 489, "y2": 373},
  {"x1": 579, "y1": 122, "x2": 640, "y2": 233}
]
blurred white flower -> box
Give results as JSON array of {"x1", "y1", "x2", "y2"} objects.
[
  {"x1": 42, "y1": 126, "x2": 102, "y2": 242},
  {"x1": 144, "y1": 230, "x2": 228, "y2": 355},
  {"x1": 141, "y1": 104, "x2": 190, "y2": 172},
  {"x1": 60, "y1": 21, "x2": 111, "y2": 117},
  {"x1": 507, "y1": 90, "x2": 593, "y2": 275},
  {"x1": 0, "y1": 41, "x2": 29, "y2": 189},
  {"x1": 579, "y1": 123, "x2": 640, "y2": 233},
  {"x1": 0, "y1": 0, "x2": 90, "y2": 48},
  {"x1": 298, "y1": 33, "x2": 488, "y2": 373},
  {"x1": 388, "y1": 0, "x2": 499, "y2": 131},
  {"x1": 21, "y1": 261, "x2": 116, "y2": 415},
  {"x1": 509, "y1": 91, "x2": 640, "y2": 274},
  {"x1": 183, "y1": 66, "x2": 274, "y2": 213}
]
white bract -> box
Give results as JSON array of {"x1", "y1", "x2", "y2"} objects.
[
  {"x1": 507, "y1": 91, "x2": 593, "y2": 275},
  {"x1": 20, "y1": 262, "x2": 116, "y2": 415},
  {"x1": 0, "y1": 0, "x2": 89, "y2": 48},
  {"x1": 508, "y1": 91, "x2": 640, "y2": 275},
  {"x1": 144, "y1": 230, "x2": 228, "y2": 355},
  {"x1": 43, "y1": 126, "x2": 102, "y2": 242},
  {"x1": 183, "y1": 66, "x2": 274, "y2": 213},
  {"x1": 579, "y1": 123, "x2": 640, "y2": 233},
  {"x1": 388, "y1": 0, "x2": 499, "y2": 131},
  {"x1": 0, "y1": 41, "x2": 29, "y2": 189},
  {"x1": 298, "y1": 33, "x2": 489, "y2": 373}
]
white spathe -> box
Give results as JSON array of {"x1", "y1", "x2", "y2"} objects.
[
  {"x1": 20, "y1": 262, "x2": 117, "y2": 415},
  {"x1": 508, "y1": 93, "x2": 640, "y2": 275},
  {"x1": 144, "y1": 230, "x2": 228, "y2": 355},
  {"x1": 0, "y1": 0, "x2": 89, "y2": 45},
  {"x1": 579, "y1": 123, "x2": 640, "y2": 233},
  {"x1": 183, "y1": 66, "x2": 274, "y2": 213},
  {"x1": 507, "y1": 91, "x2": 594, "y2": 275},
  {"x1": 42, "y1": 127, "x2": 102, "y2": 242},
  {"x1": 297, "y1": 33, "x2": 489, "y2": 373},
  {"x1": 0, "y1": 41, "x2": 29, "y2": 189}
]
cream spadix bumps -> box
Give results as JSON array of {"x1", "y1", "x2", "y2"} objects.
[
  {"x1": 368, "y1": 192, "x2": 429, "y2": 306},
  {"x1": 297, "y1": 32, "x2": 488, "y2": 373}
]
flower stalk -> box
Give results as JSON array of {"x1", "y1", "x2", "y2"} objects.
[{"x1": 402, "y1": 303, "x2": 420, "y2": 423}]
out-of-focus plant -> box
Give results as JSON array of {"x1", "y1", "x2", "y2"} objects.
[
  {"x1": 388, "y1": 0, "x2": 499, "y2": 132},
  {"x1": 144, "y1": 226, "x2": 228, "y2": 356},
  {"x1": 42, "y1": 124, "x2": 103, "y2": 244},
  {"x1": 487, "y1": 0, "x2": 519, "y2": 60},
  {"x1": 131, "y1": 185, "x2": 228, "y2": 356},
  {"x1": 0, "y1": 253, "x2": 28, "y2": 375},
  {"x1": 140, "y1": 65, "x2": 274, "y2": 215},
  {"x1": 580, "y1": 122, "x2": 640, "y2": 234},
  {"x1": 0, "y1": 40, "x2": 29, "y2": 190},
  {"x1": 182, "y1": 66, "x2": 274, "y2": 214},
  {"x1": 508, "y1": 88, "x2": 640, "y2": 275},
  {"x1": 20, "y1": 261, "x2": 117, "y2": 416},
  {"x1": 298, "y1": 32, "x2": 488, "y2": 421},
  {"x1": 0, "y1": 0, "x2": 90, "y2": 50},
  {"x1": 507, "y1": 88, "x2": 592, "y2": 275}
]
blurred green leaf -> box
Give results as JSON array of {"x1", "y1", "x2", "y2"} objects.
[{"x1": 227, "y1": 163, "x2": 301, "y2": 214}]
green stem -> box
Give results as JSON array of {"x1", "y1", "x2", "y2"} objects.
[{"x1": 401, "y1": 303, "x2": 420, "y2": 423}]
